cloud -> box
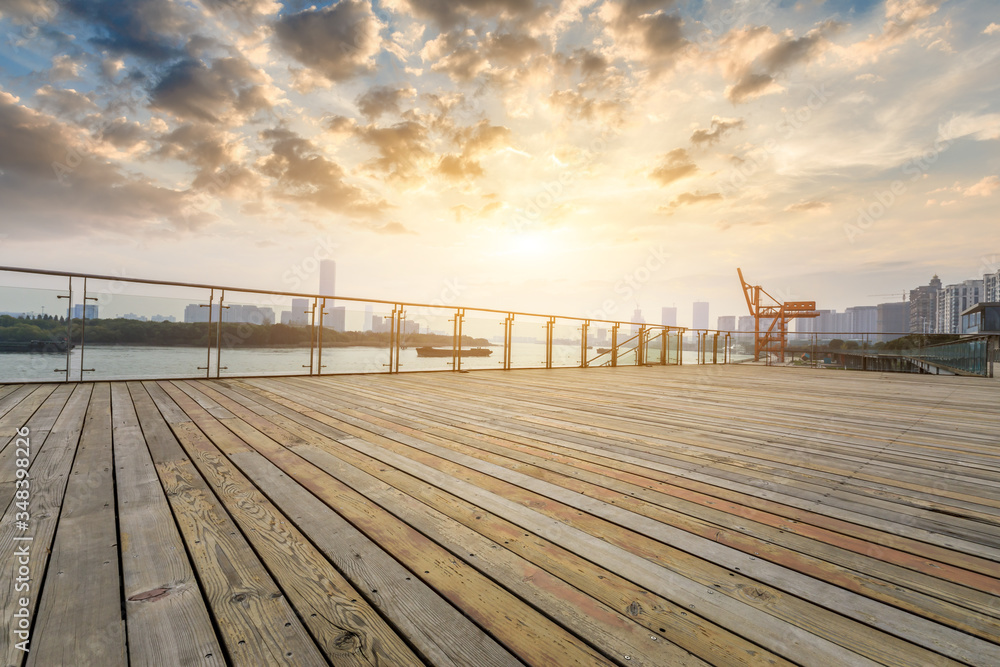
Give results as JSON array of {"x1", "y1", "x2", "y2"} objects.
[
  {"x1": 667, "y1": 191, "x2": 722, "y2": 207},
  {"x1": 356, "y1": 121, "x2": 432, "y2": 184},
  {"x1": 986, "y1": 23, "x2": 1000, "y2": 35},
  {"x1": 484, "y1": 31, "x2": 543, "y2": 67},
  {"x1": 963, "y1": 176, "x2": 999, "y2": 197},
  {"x1": 724, "y1": 22, "x2": 841, "y2": 103},
  {"x1": 437, "y1": 120, "x2": 512, "y2": 182},
  {"x1": 421, "y1": 32, "x2": 490, "y2": 82},
  {"x1": 63, "y1": 0, "x2": 192, "y2": 61},
  {"x1": 601, "y1": 1, "x2": 688, "y2": 74},
  {"x1": 650, "y1": 148, "x2": 697, "y2": 187},
  {"x1": 0, "y1": 90, "x2": 204, "y2": 237},
  {"x1": 34, "y1": 85, "x2": 98, "y2": 117},
  {"x1": 548, "y1": 88, "x2": 627, "y2": 124},
  {"x1": 387, "y1": 0, "x2": 537, "y2": 30},
  {"x1": 690, "y1": 117, "x2": 744, "y2": 146},
  {"x1": 258, "y1": 127, "x2": 386, "y2": 216},
  {"x1": 356, "y1": 85, "x2": 417, "y2": 121},
  {"x1": 50, "y1": 55, "x2": 85, "y2": 81},
  {"x1": 850, "y1": 0, "x2": 945, "y2": 62},
  {"x1": 784, "y1": 200, "x2": 831, "y2": 212},
  {"x1": 374, "y1": 221, "x2": 416, "y2": 235},
  {"x1": 273, "y1": 2, "x2": 383, "y2": 83},
  {"x1": 150, "y1": 56, "x2": 271, "y2": 123},
  {"x1": 939, "y1": 112, "x2": 1000, "y2": 142}
]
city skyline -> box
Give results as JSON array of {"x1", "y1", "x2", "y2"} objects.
[{"x1": 0, "y1": 1, "x2": 998, "y2": 321}]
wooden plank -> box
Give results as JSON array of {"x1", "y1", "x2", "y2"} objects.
[
  {"x1": 0, "y1": 385, "x2": 57, "y2": 449},
  {"x1": 0, "y1": 384, "x2": 90, "y2": 667},
  {"x1": 237, "y1": 378, "x2": 893, "y2": 667},
  {"x1": 112, "y1": 383, "x2": 224, "y2": 666},
  {"x1": 132, "y1": 381, "x2": 326, "y2": 666},
  {"x1": 155, "y1": 380, "x2": 423, "y2": 666},
  {"x1": 194, "y1": 379, "x2": 790, "y2": 667},
  {"x1": 213, "y1": 383, "x2": 621, "y2": 667},
  {"x1": 26, "y1": 383, "x2": 127, "y2": 666},
  {"x1": 0, "y1": 385, "x2": 73, "y2": 515},
  {"x1": 255, "y1": 375, "x2": 993, "y2": 666},
  {"x1": 188, "y1": 381, "x2": 524, "y2": 667}
]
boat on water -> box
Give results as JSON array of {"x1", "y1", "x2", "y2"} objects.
[
  {"x1": 596, "y1": 348, "x2": 612, "y2": 355},
  {"x1": 0, "y1": 339, "x2": 74, "y2": 353},
  {"x1": 416, "y1": 347, "x2": 493, "y2": 357}
]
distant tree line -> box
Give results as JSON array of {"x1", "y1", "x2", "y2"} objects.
[{"x1": 0, "y1": 315, "x2": 489, "y2": 348}]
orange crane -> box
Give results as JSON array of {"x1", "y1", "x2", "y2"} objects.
[{"x1": 738, "y1": 268, "x2": 819, "y2": 362}]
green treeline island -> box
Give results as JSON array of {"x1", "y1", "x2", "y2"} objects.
[{"x1": 0, "y1": 315, "x2": 490, "y2": 348}]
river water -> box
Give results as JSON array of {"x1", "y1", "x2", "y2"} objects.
[{"x1": 0, "y1": 343, "x2": 749, "y2": 383}]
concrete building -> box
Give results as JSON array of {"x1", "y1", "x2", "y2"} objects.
[
  {"x1": 692, "y1": 302, "x2": 709, "y2": 330},
  {"x1": 877, "y1": 302, "x2": 910, "y2": 340},
  {"x1": 984, "y1": 269, "x2": 1000, "y2": 303},
  {"x1": 909, "y1": 275, "x2": 942, "y2": 333},
  {"x1": 661, "y1": 307, "x2": 677, "y2": 328},
  {"x1": 845, "y1": 306, "x2": 878, "y2": 334},
  {"x1": 717, "y1": 315, "x2": 736, "y2": 332},
  {"x1": 72, "y1": 304, "x2": 99, "y2": 320},
  {"x1": 364, "y1": 305, "x2": 373, "y2": 332},
  {"x1": 323, "y1": 306, "x2": 346, "y2": 332},
  {"x1": 290, "y1": 298, "x2": 310, "y2": 327},
  {"x1": 936, "y1": 280, "x2": 982, "y2": 334}
]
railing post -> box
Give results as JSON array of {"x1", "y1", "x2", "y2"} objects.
[
  {"x1": 637, "y1": 326, "x2": 646, "y2": 366},
  {"x1": 216, "y1": 289, "x2": 229, "y2": 378},
  {"x1": 55, "y1": 276, "x2": 72, "y2": 382},
  {"x1": 545, "y1": 316, "x2": 554, "y2": 369},
  {"x1": 712, "y1": 332, "x2": 719, "y2": 364},
  {"x1": 661, "y1": 328, "x2": 668, "y2": 365},
  {"x1": 611, "y1": 324, "x2": 619, "y2": 368},
  {"x1": 304, "y1": 297, "x2": 317, "y2": 375},
  {"x1": 316, "y1": 298, "x2": 326, "y2": 375},
  {"x1": 581, "y1": 320, "x2": 589, "y2": 368}
]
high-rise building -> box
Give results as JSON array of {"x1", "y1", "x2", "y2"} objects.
[
  {"x1": 935, "y1": 280, "x2": 982, "y2": 334},
  {"x1": 661, "y1": 307, "x2": 677, "y2": 327},
  {"x1": 877, "y1": 302, "x2": 910, "y2": 340},
  {"x1": 717, "y1": 315, "x2": 736, "y2": 332},
  {"x1": 738, "y1": 315, "x2": 755, "y2": 332},
  {"x1": 321, "y1": 306, "x2": 346, "y2": 332},
  {"x1": 909, "y1": 275, "x2": 942, "y2": 333},
  {"x1": 692, "y1": 302, "x2": 709, "y2": 330},
  {"x1": 845, "y1": 306, "x2": 878, "y2": 334},
  {"x1": 71, "y1": 304, "x2": 99, "y2": 319},
  {"x1": 984, "y1": 269, "x2": 1000, "y2": 303},
  {"x1": 290, "y1": 298, "x2": 310, "y2": 326},
  {"x1": 631, "y1": 307, "x2": 645, "y2": 334},
  {"x1": 364, "y1": 305, "x2": 373, "y2": 332},
  {"x1": 320, "y1": 259, "x2": 336, "y2": 297}
]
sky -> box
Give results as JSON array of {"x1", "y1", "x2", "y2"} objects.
[{"x1": 0, "y1": 0, "x2": 997, "y2": 328}]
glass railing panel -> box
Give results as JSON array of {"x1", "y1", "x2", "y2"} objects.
[
  {"x1": 457, "y1": 310, "x2": 505, "y2": 371},
  {"x1": 644, "y1": 328, "x2": 664, "y2": 365},
  {"x1": 552, "y1": 319, "x2": 584, "y2": 368},
  {"x1": 75, "y1": 278, "x2": 212, "y2": 380},
  {"x1": 0, "y1": 283, "x2": 75, "y2": 382},
  {"x1": 214, "y1": 291, "x2": 313, "y2": 377},
  {"x1": 509, "y1": 315, "x2": 549, "y2": 369},
  {"x1": 317, "y1": 300, "x2": 393, "y2": 375},
  {"x1": 397, "y1": 306, "x2": 458, "y2": 373}
]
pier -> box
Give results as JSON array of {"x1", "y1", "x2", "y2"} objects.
[{"x1": 3, "y1": 364, "x2": 999, "y2": 665}]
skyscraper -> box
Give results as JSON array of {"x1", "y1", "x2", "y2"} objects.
[
  {"x1": 692, "y1": 302, "x2": 709, "y2": 330},
  {"x1": 320, "y1": 259, "x2": 336, "y2": 297},
  {"x1": 909, "y1": 275, "x2": 942, "y2": 333},
  {"x1": 291, "y1": 298, "x2": 309, "y2": 326},
  {"x1": 661, "y1": 306, "x2": 677, "y2": 327},
  {"x1": 717, "y1": 315, "x2": 736, "y2": 331}
]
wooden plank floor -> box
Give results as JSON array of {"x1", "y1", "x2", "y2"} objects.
[{"x1": 2, "y1": 365, "x2": 999, "y2": 666}]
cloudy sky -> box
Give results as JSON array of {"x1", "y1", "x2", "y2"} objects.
[{"x1": 0, "y1": 0, "x2": 997, "y2": 327}]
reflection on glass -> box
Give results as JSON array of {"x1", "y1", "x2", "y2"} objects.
[{"x1": 0, "y1": 285, "x2": 73, "y2": 382}]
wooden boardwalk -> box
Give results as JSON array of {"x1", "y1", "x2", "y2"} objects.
[{"x1": 2, "y1": 365, "x2": 999, "y2": 666}]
